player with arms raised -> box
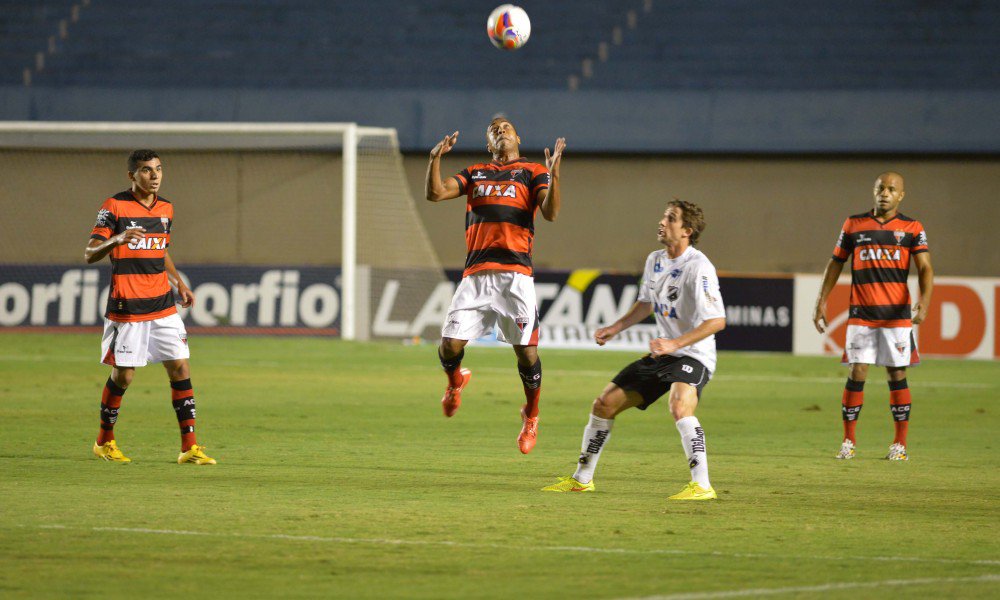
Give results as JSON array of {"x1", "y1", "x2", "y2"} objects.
[
  {"x1": 425, "y1": 117, "x2": 565, "y2": 453},
  {"x1": 542, "y1": 200, "x2": 726, "y2": 499},
  {"x1": 814, "y1": 172, "x2": 933, "y2": 461},
  {"x1": 85, "y1": 150, "x2": 216, "y2": 465}
]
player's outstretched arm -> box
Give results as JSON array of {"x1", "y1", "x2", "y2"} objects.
[
  {"x1": 912, "y1": 252, "x2": 934, "y2": 325},
  {"x1": 649, "y1": 317, "x2": 726, "y2": 357},
  {"x1": 425, "y1": 131, "x2": 462, "y2": 202},
  {"x1": 164, "y1": 251, "x2": 195, "y2": 308},
  {"x1": 813, "y1": 258, "x2": 845, "y2": 333},
  {"x1": 84, "y1": 228, "x2": 145, "y2": 264},
  {"x1": 539, "y1": 137, "x2": 565, "y2": 222},
  {"x1": 595, "y1": 300, "x2": 652, "y2": 345}
]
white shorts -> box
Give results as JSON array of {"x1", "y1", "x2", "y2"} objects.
[
  {"x1": 442, "y1": 271, "x2": 539, "y2": 346},
  {"x1": 100, "y1": 313, "x2": 190, "y2": 368},
  {"x1": 842, "y1": 324, "x2": 919, "y2": 367}
]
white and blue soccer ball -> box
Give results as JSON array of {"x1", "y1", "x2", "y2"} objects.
[{"x1": 487, "y1": 4, "x2": 531, "y2": 50}]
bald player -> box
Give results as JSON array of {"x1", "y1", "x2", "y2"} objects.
[{"x1": 814, "y1": 172, "x2": 934, "y2": 461}]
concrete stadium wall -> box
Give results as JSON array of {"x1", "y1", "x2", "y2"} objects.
[
  {"x1": 1, "y1": 150, "x2": 996, "y2": 277},
  {"x1": 405, "y1": 154, "x2": 1000, "y2": 277}
]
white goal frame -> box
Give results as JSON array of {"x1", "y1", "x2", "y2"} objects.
[{"x1": 0, "y1": 121, "x2": 398, "y2": 340}]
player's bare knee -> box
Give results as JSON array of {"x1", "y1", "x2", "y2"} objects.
[
  {"x1": 513, "y1": 344, "x2": 538, "y2": 367},
  {"x1": 163, "y1": 359, "x2": 190, "y2": 381},
  {"x1": 440, "y1": 337, "x2": 467, "y2": 358},
  {"x1": 887, "y1": 366, "x2": 907, "y2": 382},
  {"x1": 592, "y1": 394, "x2": 617, "y2": 419},
  {"x1": 850, "y1": 363, "x2": 869, "y2": 381},
  {"x1": 110, "y1": 367, "x2": 134, "y2": 389}
]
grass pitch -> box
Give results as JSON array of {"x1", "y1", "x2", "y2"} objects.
[{"x1": 0, "y1": 333, "x2": 997, "y2": 599}]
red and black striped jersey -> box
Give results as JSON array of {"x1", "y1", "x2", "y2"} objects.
[
  {"x1": 832, "y1": 211, "x2": 929, "y2": 328},
  {"x1": 90, "y1": 191, "x2": 176, "y2": 322},
  {"x1": 452, "y1": 158, "x2": 550, "y2": 277}
]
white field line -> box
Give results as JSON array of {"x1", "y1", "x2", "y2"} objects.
[
  {"x1": 0, "y1": 354, "x2": 993, "y2": 389},
  {"x1": 34, "y1": 525, "x2": 1000, "y2": 567},
  {"x1": 616, "y1": 574, "x2": 1000, "y2": 600}
]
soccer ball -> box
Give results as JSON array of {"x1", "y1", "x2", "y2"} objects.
[{"x1": 487, "y1": 4, "x2": 531, "y2": 50}]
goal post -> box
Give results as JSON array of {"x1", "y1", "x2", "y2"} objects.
[{"x1": 0, "y1": 121, "x2": 446, "y2": 340}]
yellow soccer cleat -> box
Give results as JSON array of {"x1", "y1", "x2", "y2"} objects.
[
  {"x1": 93, "y1": 440, "x2": 131, "y2": 463},
  {"x1": 541, "y1": 475, "x2": 594, "y2": 493},
  {"x1": 177, "y1": 444, "x2": 217, "y2": 465},
  {"x1": 668, "y1": 481, "x2": 717, "y2": 500}
]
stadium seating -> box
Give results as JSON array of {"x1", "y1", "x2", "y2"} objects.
[{"x1": 4, "y1": 0, "x2": 995, "y2": 91}]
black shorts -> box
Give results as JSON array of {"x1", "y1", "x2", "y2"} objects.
[{"x1": 611, "y1": 354, "x2": 710, "y2": 410}]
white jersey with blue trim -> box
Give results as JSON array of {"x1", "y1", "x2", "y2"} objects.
[{"x1": 637, "y1": 246, "x2": 726, "y2": 374}]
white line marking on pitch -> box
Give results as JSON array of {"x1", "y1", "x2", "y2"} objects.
[
  {"x1": 34, "y1": 525, "x2": 1000, "y2": 567},
  {"x1": 615, "y1": 574, "x2": 1000, "y2": 599}
]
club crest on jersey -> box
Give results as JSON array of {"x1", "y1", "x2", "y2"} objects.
[
  {"x1": 654, "y1": 260, "x2": 663, "y2": 273},
  {"x1": 472, "y1": 183, "x2": 517, "y2": 199},
  {"x1": 509, "y1": 168, "x2": 523, "y2": 178},
  {"x1": 893, "y1": 230, "x2": 905, "y2": 245}
]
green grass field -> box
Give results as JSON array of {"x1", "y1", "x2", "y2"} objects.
[{"x1": 1, "y1": 333, "x2": 997, "y2": 599}]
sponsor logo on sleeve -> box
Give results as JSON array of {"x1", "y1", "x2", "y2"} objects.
[{"x1": 95, "y1": 208, "x2": 112, "y2": 228}]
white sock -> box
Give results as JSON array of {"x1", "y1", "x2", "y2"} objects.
[
  {"x1": 572, "y1": 414, "x2": 613, "y2": 484},
  {"x1": 675, "y1": 416, "x2": 710, "y2": 489}
]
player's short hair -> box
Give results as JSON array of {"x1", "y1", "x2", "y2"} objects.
[
  {"x1": 128, "y1": 149, "x2": 160, "y2": 173},
  {"x1": 668, "y1": 199, "x2": 706, "y2": 245},
  {"x1": 488, "y1": 116, "x2": 516, "y2": 133}
]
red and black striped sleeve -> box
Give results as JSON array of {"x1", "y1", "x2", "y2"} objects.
[
  {"x1": 831, "y1": 218, "x2": 853, "y2": 262},
  {"x1": 90, "y1": 198, "x2": 117, "y2": 241},
  {"x1": 453, "y1": 167, "x2": 473, "y2": 196},
  {"x1": 910, "y1": 221, "x2": 929, "y2": 254},
  {"x1": 529, "y1": 163, "x2": 550, "y2": 205}
]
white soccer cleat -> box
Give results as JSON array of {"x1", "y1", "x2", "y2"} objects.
[
  {"x1": 885, "y1": 443, "x2": 908, "y2": 461},
  {"x1": 835, "y1": 439, "x2": 855, "y2": 460}
]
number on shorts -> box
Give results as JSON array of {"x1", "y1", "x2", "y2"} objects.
[{"x1": 681, "y1": 364, "x2": 694, "y2": 374}]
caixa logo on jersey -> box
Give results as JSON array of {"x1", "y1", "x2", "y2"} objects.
[{"x1": 0, "y1": 265, "x2": 342, "y2": 331}]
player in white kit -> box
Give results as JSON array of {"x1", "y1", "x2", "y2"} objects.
[{"x1": 542, "y1": 200, "x2": 726, "y2": 499}]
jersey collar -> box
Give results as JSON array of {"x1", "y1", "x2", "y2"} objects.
[{"x1": 492, "y1": 157, "x2": 526, "y2": 166}]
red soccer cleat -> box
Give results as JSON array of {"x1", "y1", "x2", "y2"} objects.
[
  {"x1": 517, "y1": 406, "x2": 539, "y2": 454},
  {"x1": 441, "y1": 368, "x2": 472, "y2": 417}
]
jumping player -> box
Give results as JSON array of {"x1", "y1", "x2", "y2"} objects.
[
  {"x1": 813, "y1": 172, "x2": 933, "y2": 461},
  {"x1": 542, "y1": 200, "x2": 726, "y2": 499},
  {"x1": 425, "y1": 117, "x2": 565, "y2": 454},
  {"x1": 85, "y1": 149, "x2": 216, "y2": 465}
]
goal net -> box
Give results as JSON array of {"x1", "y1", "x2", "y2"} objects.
[{"x1": 0, "y1": 122, "x2": 446, "y2": 340}]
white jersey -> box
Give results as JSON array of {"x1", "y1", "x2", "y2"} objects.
[{"x1": 638, "y1": 246, "x2": 726, "y2": 373}]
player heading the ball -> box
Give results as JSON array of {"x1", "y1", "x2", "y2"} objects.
[{"x1": 425, "y1": 117, "x2": 565, "y2": 454}]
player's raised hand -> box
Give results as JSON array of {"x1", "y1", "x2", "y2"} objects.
[
  {"x1": 430, "y1": 131, "x2": 459, "y2": 159},
  {"x1": 912, "y1": 301, "x2": 928, "y2": 325},
  {"x1": 813, "y1": 303, "x2": 827, "y2": 333},
  {"x1": 116, "y1": 228, "x2": 146, "y2": 246},
  {"x1": 594, "y1": 324, "x2": 619, "y2": 346},
  {"x1": 545, "y1": 137, "x2": 566, "y2": 173}
]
